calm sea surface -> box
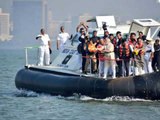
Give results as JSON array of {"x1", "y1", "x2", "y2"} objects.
[{"x1": 0, "y1": 49, "x2": 160, "y2": 120}]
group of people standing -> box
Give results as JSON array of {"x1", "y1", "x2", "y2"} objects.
[
  {"x1": 77, "y1": 23, "x2": 160, "y2": 80},
  {"x1": 35, "y1": 22, "x2": 160, "y2": 80}
]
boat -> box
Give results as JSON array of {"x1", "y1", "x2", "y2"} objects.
[{"x1": 15, "y1": 17, "x2": 160, "y2": 100}]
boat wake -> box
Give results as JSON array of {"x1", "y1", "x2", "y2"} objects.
[
  {"x1": 14, "y1": 90, "x2": 49, "y2": 97},
  {"x1": 13, "y1": 90, "x2": 154, "y2": 102},
  {"x1": 79, "y1": 95, "x2": 152, "y2": 102},
  {"x1": 58, "y1": 94, "x2": 153, "y2": 102}
]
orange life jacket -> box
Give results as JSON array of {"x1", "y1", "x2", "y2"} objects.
[
  {"x1": 135, "y1": 41, "x2": 143, "y2": 49},
  {"x1": 88, "y1": 43, "x2": 97, "y2": 53},
  {"x1": 135, "y1": 41, "x2": 144, "y2": 55},
  {"x1": 119, "y1": 42, "x2": 130, "y2": 57},
  {"x1": 128, "y1": 39, "x2": 136, "y2": 48}
]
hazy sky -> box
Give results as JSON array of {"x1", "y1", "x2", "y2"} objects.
[
  {"x1": 0, "y1": 0, "x2": 160, "y2": 21},
  {"x1": 0, "y1": 0, "x2": 160, "y2": 49},
  {"x1": 48, "y1": 0, "x2": 160, "y2": 21}
]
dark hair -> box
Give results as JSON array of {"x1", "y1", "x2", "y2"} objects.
[
  {"x1": 116, "y1": 31, "x2": 121, "y2": 36},
  {"x1": 122, "y1": 38, "x2": 126, "y2": 43},
  {"x1": 130, "y1": 32, "x2": 136, "y2": 36},
  {"x1": 40, "y1": 28, "x2": 45, "y2": 34},
  {"x1": 109, "y1": 34, "x2": 114, "y2": 37},
  {"x1": 93, "y1": 30, "x2": 97, "y2": 33},
  {"x1": 85, "y1": 36, "x2": 89, "y2": 40},
  {"x1": 142, "y1": 35, "x2": 146, "y2": 41},
  {"x1": 60, "y1": 26, "x2": 64, "y2": 32},
  {"x1": 103, "y1": 36, "x2": 108, "y2": 39},
  {"x1": 41, "y1": 28, "x2": 45, "y2": 32},
  {"x1": 137, "y1": 37, "x2": 142, "y2": 41},
  {"x1": 138, "y1": 31, "x2": 143, "y2": 34},
  {"x1": 80, "y1": 28, "x2": 84, "y2": 32},
  {"x1": 155, "y1": 39, "x2": 160, "y2": 43}
]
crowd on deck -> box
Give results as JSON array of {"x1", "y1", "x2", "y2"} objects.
[
  {"x1": 76, "y1": 22, "x2": 160, "y2": 80},
  {"x1": 35, "y1": 22, "x2": 160, "y2": 80}
]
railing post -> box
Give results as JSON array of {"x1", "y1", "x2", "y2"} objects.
[
  {"x1": 25, "y1": 48, "x2": 28, "y2": 66},
  {"x1": 90, "y1": 57, "x2": 92, "y2": 74}
]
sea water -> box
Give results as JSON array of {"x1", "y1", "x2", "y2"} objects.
[{"x1": 0, "y1": 49, "x2": 160, "y2": 120}]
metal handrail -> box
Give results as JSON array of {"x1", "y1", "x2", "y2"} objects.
[{"x1": 24, "y1": 46, "x2": 39, "y2": 66}]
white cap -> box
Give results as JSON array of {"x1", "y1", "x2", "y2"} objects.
[{"x1": 146, "y1": 38, "x2": 153, "y2": 41}]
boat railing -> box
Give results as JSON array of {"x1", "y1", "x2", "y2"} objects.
[{"x1": 24, "y1": 46, "x2": 39, "y2": 66}]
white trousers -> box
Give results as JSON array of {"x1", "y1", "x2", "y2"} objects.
[
  {"x1": 104, "y1": 60, "x2": 116, "y2": 80},
  {"x1": 99, "y1": 60, "x2": 105, "y2": 78},
  {"x1": 135, "y1": 67, "x2": 145, "y2": 75},
  {"x1": 37, "y1": 45, "x2": 50, "y2": 66},
  {"x1": 144, "y1": 59, "x2": 153, "y2": 73},
  {"x1": 78, "y1": 54, "x2": 82, "y2": 69}
]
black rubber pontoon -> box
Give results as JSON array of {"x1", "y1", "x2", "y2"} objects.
[{"x1": 15, "y1": 67, "x2": 160, "y2": 100}]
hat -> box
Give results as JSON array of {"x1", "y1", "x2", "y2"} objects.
[{"x1": 146, "y1": 38, "x2": 153, "y2": 42}]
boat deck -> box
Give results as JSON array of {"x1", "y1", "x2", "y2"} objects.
[{"x1": 26, "y1": 65, "x2": 98, "y2": 78}]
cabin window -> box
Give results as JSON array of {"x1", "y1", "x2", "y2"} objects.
[
  {"x1": 62, "y1": 49, "x2": 70, "y2": 53},
  {"x1": 139, "y1": 20, "x2": 152, "y2": 23}
]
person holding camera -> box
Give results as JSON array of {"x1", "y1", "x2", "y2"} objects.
[{"x1": 79, "y1": 28, "x2": 88, "y2": 73}]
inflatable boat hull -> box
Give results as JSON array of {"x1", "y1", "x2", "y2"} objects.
[{"x1": 15, "y1": 68, "x2": 160, "y2": 100}]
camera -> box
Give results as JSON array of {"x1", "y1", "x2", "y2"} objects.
[{"x1": 102, "y1": 22, "x2": 107, "y2": 31}]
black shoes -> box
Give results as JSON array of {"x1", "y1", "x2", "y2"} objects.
[{"x1": 82, "y1": 71, "x2": 87, "y2": 74}]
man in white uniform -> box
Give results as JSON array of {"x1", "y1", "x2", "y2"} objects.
[
  {"x1": 144, "y1": 38, "x2": 154, "y2": 73},
  {"x1": 36, "y1": 29, "x2": 51, "y2": 66},
  {"x1": 57, "y1": 26, "x2": 70, "y2": 51}
]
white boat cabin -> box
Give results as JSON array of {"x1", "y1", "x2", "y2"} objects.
[
  {"x1": 129, "y1": 19, "x2": 160, "y2": 39},
  {"x1": 87, "y1": 16, "x2": 160, "y2": 39}
]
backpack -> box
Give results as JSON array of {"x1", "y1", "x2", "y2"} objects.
[{"x1": 77, "y1": 43, "x2": 82, "y2": 54}]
